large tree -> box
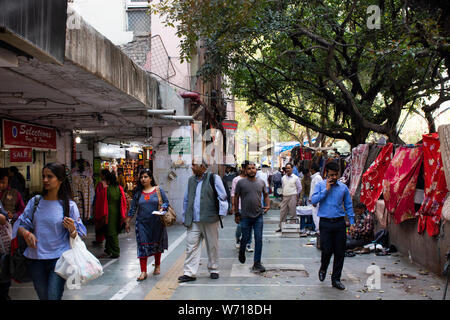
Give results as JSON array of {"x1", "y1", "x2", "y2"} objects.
[{"x1": 154, "y1": 0, "x2": 449, "y2": 147}]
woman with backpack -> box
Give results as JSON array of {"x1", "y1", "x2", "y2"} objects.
[
  {"x1": 12, "y1": 163, "x2": 86, "y2": 300},
  {"x1": 125, "y1": 168, "x2": 169, "y2": 281}
]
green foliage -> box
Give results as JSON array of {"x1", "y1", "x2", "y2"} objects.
[{"x1": 154, "y1": 0, "x2": 449, "y2": 146}]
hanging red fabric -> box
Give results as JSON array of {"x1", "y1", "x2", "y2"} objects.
[
  {"x1": 416, "y1": 133, "x2": 448, "y2": 236},
  {"x1": 360, "y1": 143, "x2": 394, "y2": 213},
  {"x1": 382, "y1": 145, "x2": 423, "y2": 224}
]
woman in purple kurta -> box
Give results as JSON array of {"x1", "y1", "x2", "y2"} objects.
[{"x1": 125, "y1": 169, "x2": 169, "y2": 281}]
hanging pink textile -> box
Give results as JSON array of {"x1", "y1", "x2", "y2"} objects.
[
  {"x1": 349, "y1": 144, "x2": 369, "y2": 197},
  {"x1": 416, "y1": 133, "x2": 448, "y2": 236},
  {"x1": 382, "y1": 146, "x2": 423, "y2": 224},
  {"x1": 360, "y1": 143, "x2": 394, "y2": 212}
]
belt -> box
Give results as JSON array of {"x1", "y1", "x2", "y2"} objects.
[{"x1": 320, "y1": 217, "x2": 345, "y2": 223}]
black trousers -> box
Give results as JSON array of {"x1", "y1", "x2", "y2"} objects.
[{"x1": 319, "y1": 218, "x2": 347, "y2": 282}]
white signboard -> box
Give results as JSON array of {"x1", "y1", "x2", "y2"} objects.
[{"x1": 98, "y1": 142, "x2": 126, "y2": 159}]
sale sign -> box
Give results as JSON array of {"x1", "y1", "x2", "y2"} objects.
[
  {"x1": 2, "y1": 119, "x2": 57, "y2": 150},
  {"x1": 10, "y1": 148, "x2": 33, "y2": 162}
]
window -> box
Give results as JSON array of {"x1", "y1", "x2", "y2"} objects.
[{"x1": 126, "y1": 1, "x2": 151, "y2": 34}]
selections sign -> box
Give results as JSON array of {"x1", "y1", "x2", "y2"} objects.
[
  {"x1": 2, "y1": 119, "x2": 57, "y2": 150},
  {"x1": 10, "y1": 148, "x2": 33, "y2": 162}
]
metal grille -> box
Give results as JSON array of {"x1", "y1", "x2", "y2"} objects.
[
  {"x1": 144, "y1": 35, "x2": 176, "y2": 79},
  {"x1": 127, "y1": 9, "x2": 150, "y2": 33}
]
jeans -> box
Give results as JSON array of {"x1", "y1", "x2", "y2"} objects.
[
  {"x1": 235, "y1": 223, "x2": 252, "y2": 246},
  {"x1": 300, "y1": 215, "x2": 315, "y2": 230},
  {"x1": 273, "y1": 182, "x2": 281, "y2": 198},
  {"x1": 28, "y1": 258, "x2": 66, "y2": 300},
  {"x1": 240, "y1": 215, "x2": 264, "y2": 263}
]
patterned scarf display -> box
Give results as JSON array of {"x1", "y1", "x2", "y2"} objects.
[
  {"x1": 360, "y1": 143, "x2": 394, "y2": 213},
  {"x1": 416, "y1": 133, "x2": 448, "y2": 236},
  {"x1": 382, "y1": 146, "x2": 423, "y2": 224},
  {"x1": 349, "y1": 144, "x2": 369, "y2": 197}
]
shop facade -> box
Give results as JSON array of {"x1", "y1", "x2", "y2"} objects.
[{"x1": 0, "y1": 118, "x2": 72, "y2": 200}]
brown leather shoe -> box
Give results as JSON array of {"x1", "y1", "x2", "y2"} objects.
[{"x1": 153, "y1": 265, "x2": 161, "y2": 275}]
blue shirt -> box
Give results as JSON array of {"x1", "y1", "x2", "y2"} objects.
[
  {"x1": 182, "y1": 172, "x2": 229, "y2": 223},
  {"x1": 12, "y1": 197, "x2": 87, "y2": 260},
  {"x1": 311, "y1": 180, "x2": 355, "y2": 225}
]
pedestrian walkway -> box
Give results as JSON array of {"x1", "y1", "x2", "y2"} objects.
[{"x1": 9, "y1": 210, "x2": 447, "y2": 300}]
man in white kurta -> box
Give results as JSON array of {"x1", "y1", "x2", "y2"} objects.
[
  {"x1": 309, "y1": 163, "x2": 323, "y2": 233},
  {"x1": 277, "y1": 163, "x2": 302, "y2": 232}
]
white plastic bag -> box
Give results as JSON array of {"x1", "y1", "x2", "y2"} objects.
[{"x1": 55, "y1": 236, "x2": 103, "y2": 289}]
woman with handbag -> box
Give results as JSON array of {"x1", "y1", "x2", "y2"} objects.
[
  {"x1": 12, "y1": 163, "x2": 86, "y2": 300},
  {"x1": 125, "y1": 169, "x2": 169, "y2": 281}
]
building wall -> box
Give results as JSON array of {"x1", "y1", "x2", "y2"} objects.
[
  {"x1": 152, "y1": 125, "x2": 192, "y2": 221},
  {"x1": 70, "y1": 0, "x2": 133, "y2": 45},
  {"x1": 150, "y1": 0, "x2": 190, "y2": 90},
  {"x1": 375, "y1": 217, "x2": 450, "y2": 276}
]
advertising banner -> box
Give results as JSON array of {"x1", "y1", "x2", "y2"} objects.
[
  {"x1": 2, "y1": 119, "x2": 57, "y2": 150},
  {"x1": 10, "y1": 147, "x2": 33, "y2": 162}
]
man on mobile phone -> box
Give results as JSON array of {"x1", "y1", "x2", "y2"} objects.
[{"x1": 311, "y1": 161, "x2": 355, "y2": 290}]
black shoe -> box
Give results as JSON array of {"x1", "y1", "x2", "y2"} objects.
[
  {"x1": 332, "y1": 280, "x2": 345, "y2": 290},
  {"x1": 318, "y1": 270, "x2": 326, "y2": 282},
  {"x1": 239, "y1": 248, "x2": 246, "y2": 264},
  {"x1": 275, "y1": 229, "x2": 281, "y2": 233},
  {"x1": 252, "y1": 262, "x2": 266, "y2": 273},
  {"x1": 210, "y1": 273, "x2": 219, "y2": 279},
  {"x1": 178, "y1": 275, "x2": 196, "y2": 283}
]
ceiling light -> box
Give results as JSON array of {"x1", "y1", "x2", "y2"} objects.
[{"x1": 75, "y1": 136, "x2": 81, "y2": 144}]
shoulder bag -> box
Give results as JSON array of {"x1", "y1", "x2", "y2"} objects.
[{"x1": 155, "y1": 187, "x2": 177, "y2": 227}]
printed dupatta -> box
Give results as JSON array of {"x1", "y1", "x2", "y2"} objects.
[
  {"x1": 417, "y1": 133, "x2": 448, "y2": 236},
  {"x1": 360, "y1": 143, "x2": 394, "y2": 213},
  {"x1": 349, "y1": 144, "x2": 369, "y2": 197},
  {"x1": 382, "y1": 146, "x2": 423, "y2": 224}
]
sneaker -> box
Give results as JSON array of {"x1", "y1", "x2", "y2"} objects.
[
  {"x1": 178, "y1": 275, "x2": 196, "y2": 283},
  {"x1": 238, "y1": 248, "x2": 246, "y2": 264},
  {"x1": 246, "y1": 245, "x2": 254, "y2": 252},
  {"x1": 252, "y1": 262, "x2": 266, "y2": 273},
  {"x1": 235, "y1": 241, "x2": 240, "y2": 249}
]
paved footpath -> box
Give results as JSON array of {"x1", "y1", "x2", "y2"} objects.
[{"x1": 9, "y1": 210, "x2": 448, "y2": 300}]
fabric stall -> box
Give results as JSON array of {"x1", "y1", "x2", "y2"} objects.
[
  {"x1": 416, "y1": 133, "x2": 448, "y2": 236},
  {"x1": 382, "y1": 145, "x2": 423, "y2": 225},
  {"x1": 438, "y1": 125, "x2": 450, "y2": 222},
  {"x1": 360, "y1": 143, "x2": 394, "y2": 213},
  {"x1": 349, "y1": 144, "x2": 369, "y2": 198},
  {"x1": 353, "y1": 143, "x2": 382, "y2": 202}
]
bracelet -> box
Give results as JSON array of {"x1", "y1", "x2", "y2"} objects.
[{"x1": 70, "y1": 229, "x2": 77, "y2": 236}]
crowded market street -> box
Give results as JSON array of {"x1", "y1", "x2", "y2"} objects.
[{"x1": 8, "y1": 207, "x2": 447, "y2": 301}]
